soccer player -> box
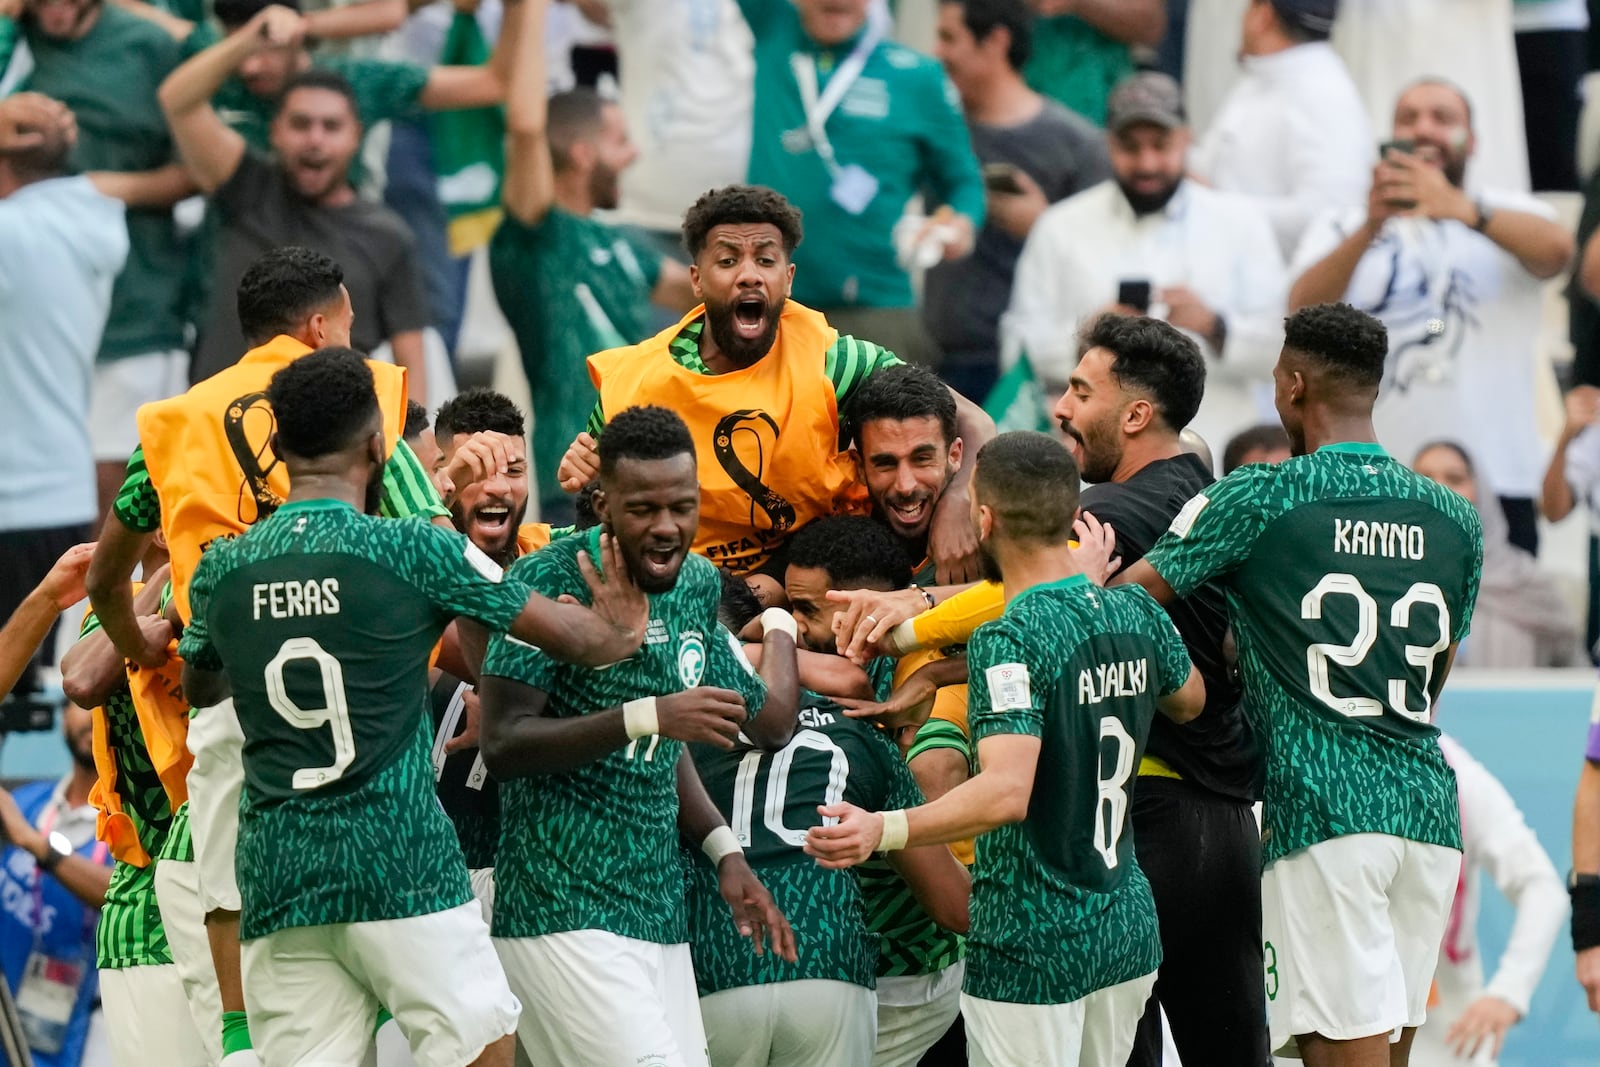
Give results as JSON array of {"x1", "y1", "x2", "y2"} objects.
[
  {"x1": 805, "y1": 431, "x2": 1205, "y2": 1067},
  {"x1": 688, "y1": 516, "x2": 970, "y2": 1067},
  {"x1": 84, "y1": 246, "x2": 450, "y2": 1064},
  {"x1": 1108, "y1": 302, "x2": 1483, "y2": 1065},
  {"x1": 176, "y1": 348, "x2": 647, "y2": 1066},
  {"x1": 479, "y1": 404, "x2": 800, "y2": 1067}
]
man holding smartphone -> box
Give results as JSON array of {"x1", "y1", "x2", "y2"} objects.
[{"x1": 1289, "y1": 78, "x2": 1574, "y2": 555}]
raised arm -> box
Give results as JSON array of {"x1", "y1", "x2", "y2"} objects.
[
  {"x1": 0, "y1": 544, "x2": 95, "y2": 702},
  {"x1": 503, "y1": 532, "x2": 648, "y2": 665},
  {"x1": 418, "y1": 0, "x2": 526, "y2": 111},
  {"x1": 740, "y1": 611, "x2": 801, "y2": 751},
  {"x1": 499, "y1": 0, "x2": 554, "y2": 225},
  {"x1": 158, "y1": 5, "x2": 303, "y2": 192},
  {"x1": 62, "y1": 568, "x2": 172, "y2": 709},
  {"x1": 86, "y1": 513, "x2": 165, "y2": 668},
  {"x1": 1031, "y1": 0, "x2": 1163, "y2": 47},
  {"x1": 87, "y1": 164, "x2": 197, "y2": 210}
]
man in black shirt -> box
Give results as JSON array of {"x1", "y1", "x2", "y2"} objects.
[{"x1": 1055, "y1": 313, "x2": 1270, "y2": 1067}]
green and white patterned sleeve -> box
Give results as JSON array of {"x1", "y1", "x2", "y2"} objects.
[
  {"x1": 378, "y1": 438, "x2": 449, "y2": 520},
  {"x1": 400, "y1": 522, "x2": 535, "y2": 632},
  {"x1": 176, "y1": 551, "x2": 225, "y2": 672},
  {"x1": 826, "y1": 335, "x2": 905, "y2": 412},
  {"x1": 967, "y1": 622, "x2": 1043, "y2": 742},
  {"x1": 479, "y1": 549, "x2": 579, "y2": 687},
  {"x1": 707, "y1": 623, "x2": 767, "y2": 720},
  {"x1": 1133, "y1": 587, "x2": 1193, "y2": 696},
  {"x1": 1142, "y1": 466, "x2": 1271, "y2": 600}
]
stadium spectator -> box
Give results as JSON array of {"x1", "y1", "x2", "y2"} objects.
[
  {"x1": 1414, "y1": 442, "x2": 1581, "y2": 668},
  {"x1": 1289, "y1": 79, "x2": 1573, "y2": 555},
  {"x1": 1413, "y1": 735, "x2": 1566, "y2": 1066},
  {"x1": 12, "y1": 0, "x2": 196, "y2": 523},
  {"x1": 160, "y1": 19, "x2": 434, "y2": 399},
  {"x1": 1539, "y1": 384, "x2": 1600, "y2": 659},
  {"x1": 1330, "y1": 0, "x2": 1530, "y2": 192},
  {"x1": 0, "y1": 92, "x2": 205, "y2": 706},
  {"x1": 740, "y1": 0, "x2": 984, "y2": 365},
  {"x1": 490, "y1": 0, "x2": 695, "y2": 525},
  {"x1": 1513, "y1": 0, "x2": 1587, "y2": 191},
  {"x1": 587, "y1": 0, "x2": 755, "y2": 263},
  {"x1": 926, "y1": 0, "x2": 1110, "y2": 403},
  {"x1": 1189, "y1": 0, "x2": 1372, "y2": 258},
  {"x1": 1021, "y1": 0, "x2": 1165, "y2": 125},
  {"x1": 1054, "y1": 314, "x2": 1268, "y2": 1066},
  {"x1": 1005, "y1": 71, "x2": 1287, "y2": 452},
  {"x1": 1221, "y1": 423, "x2": 1291, "y2": 474},
  {"x1": 0, "y1": 700, "x2": 113, "y2": 1067}
]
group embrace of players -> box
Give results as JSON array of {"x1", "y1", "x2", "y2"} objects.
[{"x1": 67, "y1": 184, "x2": 1483, "y2": 1067}]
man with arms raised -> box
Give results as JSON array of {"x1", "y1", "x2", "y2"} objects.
[
  {"x1": 1109, "y1": 303, "x2": 1483, "y2": 1065},
  {"x1": 1052, "y1": 312, "x2": 1266, "y2": 1065},
  {"x1": 479, "y1": 405, "x2": 799, "y2": 1066},
  {"x1": 807, "y1": 431, "x2": 1204, "y2": 1066},
  {"x1": 177, "y1": 348, "x2": 646, "y2": 1066},
  {"x1": 559, "y1": 184, "x2": 997, "y2": 598}
]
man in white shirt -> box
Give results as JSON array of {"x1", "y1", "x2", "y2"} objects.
[
  {"x1": 0, "y1": 91, "x2": 168, "y2": 706},
  {"x1": 1190, "y1": 0, "x2": 1372, "y2": 258},
  {"x1": 1413, "y1": 735, "x2": 1566, "y2": 1066},
  {"x1": 589, "y1": 0, "x2": 754, "y2": 259},
  {"x1": 1289, "y1": 78, "x2": 1573, "y2": 554},
  {"x1": 1004, "y1": 71, "x2": 1287, "y2": 458}
]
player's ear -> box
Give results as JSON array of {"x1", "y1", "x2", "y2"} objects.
[
  {"x1": 368, "y1": 431, "x2": 385, "y2": 468},
  {"x1": 1123, "y1": 398, "x2": 1154, "y2": 435},
  {"x1": 592, "y1": 486, "x2": 610, "y2": 528},
  {"x1": 269, "y1": 431, "x2": 284, "y2": 463},
  {"x1": 947, "y1": 436, "x2": 964, "y2": 472}
]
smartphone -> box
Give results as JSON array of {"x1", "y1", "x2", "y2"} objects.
[
  {"x1": 1117, "y1": 280, "x2": 1152, "y2": 314},
  {"x1": 982, "y1": 162, "x2": 1025, "y2": 196},
  {"x1": 1377, "y1": 139, "x2": 1419, "y2": 210}
]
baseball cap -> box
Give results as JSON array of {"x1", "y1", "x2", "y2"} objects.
[
  {"x1": 1105, "y1": 72, "x2": 1186, "y2": 135},
  {"x1": 1270, "y1": 0, "x2": 1338, "y2": 37}
]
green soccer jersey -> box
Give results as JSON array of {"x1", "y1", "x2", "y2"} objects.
[
  {"x1": 81, "y1": 593, "x2": 176, "y2": 970},
  {"x1": 178, "y1": 499, "x2": 535, "y2": 940},
  {"x1": 685, "y1": 692, "x2": 924, "y2": 996},
  {"x1": 1143, "y1": 443, "x2": 1483, "y2": 867},
  {"x1": 480, "y1": 531, "x2": 766, "y2": 944},
  {"x1": 964, "y1": 575, "x2": 1191, "y2": 1006}
]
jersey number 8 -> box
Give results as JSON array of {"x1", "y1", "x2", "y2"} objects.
[
  {"x1": 1301, "y1": 574, "x2": 1451, "y2": 723},
  {"x1": 265, "y1": 637, "x2": 357, "y2": 789}
]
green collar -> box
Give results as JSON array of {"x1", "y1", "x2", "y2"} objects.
[
  {"x1": 277, "y1": 498, "x2": 356, "y2": 514},
  {"x1": 1314, "y1": 442, "x2": 1389, "y2": 458},
  {"x1": 1015, "y1": 572, "x2": 1091, "y2": 606}
]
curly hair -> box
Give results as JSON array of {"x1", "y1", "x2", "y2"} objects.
[
  {"x1": 598, "y1": 406, "x2": 696, "y2": 474},
  {"x1": 1283, "y1": 303, "x2": 1389, "y2": 391},
  {"x1": 433, "y1": 388, "x2": 526, "y2": 444},
  {"x1": 681, "y1": 185, "x2": 804, "y2": 259},
  {"x1": 266, "y1": 347, "x2": 378, "y2": 459},
  {"x1": 785, "y1": 516, "x2": 912, "y2": 591},
  {"x1": 236, "y1": 247, "x2": 345, "y2": 347}
]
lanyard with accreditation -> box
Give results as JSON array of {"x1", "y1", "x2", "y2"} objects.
[{"x1": 789, "y1": 10, "x2": 886, "y2": 216}]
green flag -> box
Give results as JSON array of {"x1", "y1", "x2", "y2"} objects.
[
  {"x1": 983, "y1": 353, "x2": 1055, "y2": 434},
  {"x1": 428, "y1": 11, "x2": 505, "y2": 255}
]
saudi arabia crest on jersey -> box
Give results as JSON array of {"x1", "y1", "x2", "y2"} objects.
[{"x1": 678, "y1": 632, "x2": 707, "y2": 688}]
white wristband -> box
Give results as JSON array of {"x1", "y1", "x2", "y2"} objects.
[
  {"x1": 884, "y1": 618, "x2": 919, "y2": 657},
  {"x1": 623, "y1": 697, "x2": 659, "y2": 740},
  {"x1": 702, "y1": 825, "x2": 743, "y2": 866},
  {"x1": 878, "y1": 809, "x2": 909, "y2": 852},
  {"x1": 760, "y1": 607, "x2": 798, "y2": 641}
]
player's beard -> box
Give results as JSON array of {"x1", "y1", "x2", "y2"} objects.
[
  {"x1": 1059, "y1": 416, "x2": 1119, "y2": 485},
  {"x1": 976, "y1": 536, "x2": 1004, "y2": 584},
  {"x1": 706, "y1": 292, "x2": 785, "y2": 368}
]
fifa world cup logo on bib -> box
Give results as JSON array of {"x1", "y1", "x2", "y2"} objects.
[
  {"x1": 678, "y1": 632, "x2": 707, "y2": 688},
  {"x1": 224, "y1": 390, "x2": 284, "y2": 525},
  {"x1": 713, "y1": 410, "x2": 797, "y2": 534}
]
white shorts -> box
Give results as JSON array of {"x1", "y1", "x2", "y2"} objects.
[
  {"x1": 1263, "y1": 833, "x2": 1461, "y2": 1053},
  {"x1": 701, "y1": 979, "x2": 876, "y2": 1067},
  {"x1": 469, "y1": 867, "x2": 495, "y2": 927},
  {"x1": 99, "y1": 963, "x2": 213, "y2": 1067},
  {"x1": 186, "y1": 697, "x2": 244, "y2": 914},
  {"x1": 494, "y1": 930, "x2": 709, "y2": 1067},
  {"x1": 89, "y1": 349, "x2": 188, "y2": 461},
  {"x1": 962, "y1": 971, "x2": 1157, "y2": 1067},
  {"x1": 873, "y1": 962, "x2": 964, "y2": 1067},
  {"x1": 153, "y1": 857, "x2": 225, "y2": 1063},
  {"x1": 241, "y1": 900, "x2": 519, "y2": 1067}
]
